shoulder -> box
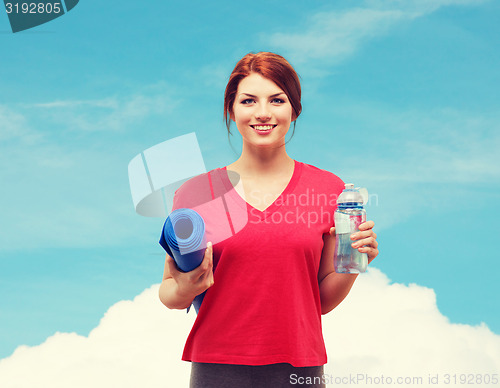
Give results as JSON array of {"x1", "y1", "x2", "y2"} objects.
[
  {"x1": 172, "y1": 167, "x2": 222, "y2": 209},
  {"x1": 298, "y1": 161, "x2": 344, "y2": 190}
]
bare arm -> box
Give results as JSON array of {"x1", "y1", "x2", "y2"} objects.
[
  {"x1": 158, "y1": 242, "x2": 214, "y2": 310},
  {"x1": 318, "y1": 221, "x2": 378, "y2": 315}
]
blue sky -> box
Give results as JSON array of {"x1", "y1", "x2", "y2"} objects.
[{"x1": 1, "y1": 0, "x2": 499, "y2": 370}]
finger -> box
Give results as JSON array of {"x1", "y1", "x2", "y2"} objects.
[
  {"x1": 201, "y1": 255, "x2": 213, "y2": 274},
  {"x1": 198, "y1": 259, "x2": 215, "y2": 289},
  {"x1": 166, "y1": 255, "x2": 180, "y2": 277},
  {"x1": 359, "y1": 245, "x2": 379, "y2": 259},
  {"x1": 203, "y1": 242, "x2": 213, "y2": 270},
  {"x1": 361, "y1": 237, "x2": 378, "y2": 248},
  {"x1": 193, "y1": 242, "x2": 213, "y2": 276},
  {"x1": 352, "y1": 236, "x2": 378, "y2": 249},
  {"x1": 366, "y1": 248, "x2": 379, "y2": 261},
  {"x1": 207, "y1": 270, "x2": 214, "y2": 288},
  {"x1": 201, "y1": 266, "x2": 214, "y2": 285},
  {"x1": 351, "y1": 229, "x2": 377, "y2": 240},
  {"x1": 359, "y1": 220, "x2": 375, "y2": 231},
  {"x1": 329, "y1": 227, "x2": 335, "y2": 235},
  {"x1": 199, "y1": 268, "x2": 209, "y2": 283},
  {"x1": 204, "y1": 244, "x2": 214, "y2": 288}
]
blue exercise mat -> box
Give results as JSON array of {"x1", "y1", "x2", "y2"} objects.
[{"x1": 159, "y1": 208, "x2": 207, "y2": 314}]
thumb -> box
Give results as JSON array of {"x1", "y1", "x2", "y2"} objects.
[
  {"x1": 165, "y1": 254, "x2": 180, "y2": 275},
  {"x1": 329, "y1": 226, "x2": 336, "y2": 235}
]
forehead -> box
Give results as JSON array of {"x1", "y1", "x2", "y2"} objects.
[{"x1": 237, "y1": 73, "x2": 284, "y2": 95}]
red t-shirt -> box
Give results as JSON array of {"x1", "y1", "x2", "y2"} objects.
[{"x1": 170, "y1": 160, "x2": 344, "y2": 367}]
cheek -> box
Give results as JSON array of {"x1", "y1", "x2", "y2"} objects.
[
  {"x1": 277, "y1": 107, "x2": 293, "y2": 122},
  {"x1": 234, "y1": 108, "x2": 252, "y2": 123}
]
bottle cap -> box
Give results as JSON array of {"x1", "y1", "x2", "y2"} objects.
[{"x1": 337, "y1": 183, "x2": 365, "y2": 207}]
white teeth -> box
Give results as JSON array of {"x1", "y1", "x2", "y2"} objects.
[{"x1": 253, "y1": 125, "x2": 274, "y2": 131}]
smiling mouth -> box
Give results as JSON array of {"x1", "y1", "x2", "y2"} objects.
[{"x1": 251, "y1": 125, "x2": 277, "y2": 131}]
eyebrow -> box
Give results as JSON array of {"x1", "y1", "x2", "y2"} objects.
[{"x1": 239, "y1": 92, "x2": 286, "y2": 98}]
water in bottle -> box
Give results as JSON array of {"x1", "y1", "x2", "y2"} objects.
[{"x1": 334, "y1": 183, "x2": 368, "y2": 274}]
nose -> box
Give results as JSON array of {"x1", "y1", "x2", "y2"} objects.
[{"x1": 255, "y1": 104, "x2": 271, "y2": 121}]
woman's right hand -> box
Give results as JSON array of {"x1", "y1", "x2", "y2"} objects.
[{"x1": 165, "y1": 242, "x2": 214, "y2": 302}]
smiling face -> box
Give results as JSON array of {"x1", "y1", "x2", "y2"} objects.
[{"x1": 231, "y1": 72, "x2": 295, "y2": 148}]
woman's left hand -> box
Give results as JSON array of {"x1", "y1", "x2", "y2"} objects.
[{"x1": 351, "y1": 220, "x2": 378, "y2": 263}]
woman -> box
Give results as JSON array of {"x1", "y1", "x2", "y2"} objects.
[{"x1": 159, "y1": 52, "x2": 379, "y2": 388}]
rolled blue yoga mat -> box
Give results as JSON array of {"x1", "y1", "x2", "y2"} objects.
[{"x1": 159, "y1": 208, "x2": 207, "y2": 314}]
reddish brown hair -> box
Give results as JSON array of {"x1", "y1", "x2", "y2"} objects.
[{"x1": 224, "y1": 52, "x2": 302, "y2": 136}]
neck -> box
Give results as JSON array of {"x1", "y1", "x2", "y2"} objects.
[{"x1": 230, "y1": 142, "x2": 294, "y2": 177}]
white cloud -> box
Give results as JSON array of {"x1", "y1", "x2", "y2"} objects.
[
  {"x1": 323, "y1": 268, "x2": 500, "y2": 385},
  {"x1": 0, "y1": 285, "x2": 194, "y2": 388},
  {"x1": 268, "y1": 8, "x2": 409, "y2": 64},
  {"x1": 0, "y1": 137, "x2": 150, "y2": 251},
  {"x1": 27, "y1": 89, "x2": 179, "y2": 133},
  {"x1": 0, "y1": 84, "x2": 181, "y2": 251},
  {"x1": 1, "y1": 268, "x2": 498, "y2": 388},
  {"x1": 196, "y1": 63, "x2": 232, "y2": 89},
  {"x1": 32, "y1": 98, "x2": 119, "y2": 109},
  {"x1": 267, "y1": 0, "x2": 488, "y2": 65},
  {"x1": 364, "y1": 0, "x2": 488, "y2": 14},
  {"x1": 0, "y1": 105, "x2": 42, "y2": 144},
  {"x1": 340, "y1": 106, "x2": 500, "y2": 184}
]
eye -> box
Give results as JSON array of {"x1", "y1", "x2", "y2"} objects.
[
  {"x1": 240, "y1": 98, "x2": 255, "y2": 105},
  {"x1": 271, "y1": 98, "x2": 286, "y2": 104}
]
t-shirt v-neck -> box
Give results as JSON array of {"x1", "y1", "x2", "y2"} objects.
[{"x1": 219, "y1": 159, "x2": 303, "y2": 221}]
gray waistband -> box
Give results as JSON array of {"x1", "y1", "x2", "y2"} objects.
[{"x1": 189, "y1": 362, "x2": 325, "y2": 388}]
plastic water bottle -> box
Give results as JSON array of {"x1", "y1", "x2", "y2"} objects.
[{"x1": 334, "y1": 183, "x2": 368, "y2": 274}]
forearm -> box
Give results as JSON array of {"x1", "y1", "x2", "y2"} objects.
[
  {"x1": 319, "y1": 271, "x2": 359, "y2": 315},
  {"x1": 158, "y1": 278, "x2": 194, "y2": 310}
]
